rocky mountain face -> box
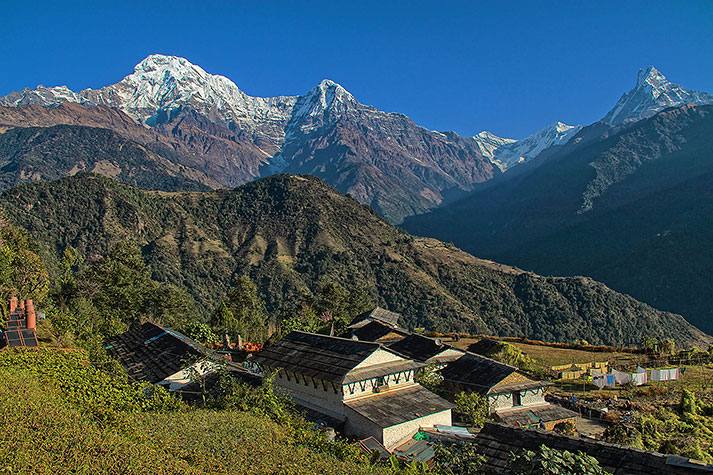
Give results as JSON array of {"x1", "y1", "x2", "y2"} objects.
[
  {"x1": 473, "y1": 122, "x2": 582, "y2": 171},
  {"x1": 2, "y1": 172, "x2": 709, "y2": 347},
  {"x1": 603, "y1": 66, "x2": 713, "y2": 125},
  {"x1": 0, "y1": 54, "x2": 498, "y2": 222},
  {"x1": 404, "y1": 104, "x2": 713, "y2": 334},
  {"x1": 0, "y1": 124, "x2": 220, "y2": 191}
]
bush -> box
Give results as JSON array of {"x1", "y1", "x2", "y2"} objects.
[
  {"x1": 553, "y1": 421, "x2": 576, "y2": 435},
  {"x1": 453, "y1": 391, "x2": 489, "y2": 427},
  {"x1": 508, "y1": 444, "x2": 612, "y2": 475}
]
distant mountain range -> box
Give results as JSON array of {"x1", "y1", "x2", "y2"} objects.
[
  {"x1": 0, "y1": 55, "x2": 499, "y2": 222},
  {"x1": 2, "y1": 56, "x2": 713, "y2": 338},
  {"x1": 2, "y1": 57, "x2": 710, "y2": 222},
  {"x1": 2, "y1": 172, "x2": 708, "y2": 347},
  {"x1": 404, "y1": 104, "x2": 713, "y2": 334}
]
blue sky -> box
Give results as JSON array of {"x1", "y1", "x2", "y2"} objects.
[{"x1": 2, "y1": 0, "x2": 711, "y2": 139}]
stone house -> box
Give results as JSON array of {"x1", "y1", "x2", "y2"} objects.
[
  {"x1": 250, "y1": 330, "x2": 453, "y2": 449},
  {"x1": 440, "y1": 352, "x2": 576, "y2": 430},
  {"x1": 105, "y1": 322, "x2": 219, "y2": 391}
]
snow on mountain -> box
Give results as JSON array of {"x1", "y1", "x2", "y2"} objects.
[
  {"x1": 472, "y1": 131, "x2": 517, "y2": 159},
  {"x1": 603, "y1": 66, "x2": 713, "y2": 125},
  {"x1": 474, "y1": 122, "x2": 582, "y2": 171},
  {"x1": 0, "y1": 55, "x2": 299, "y2": 138}
]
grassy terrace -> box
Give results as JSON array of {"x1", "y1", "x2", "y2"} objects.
[{"x1": 0, "y1": 349, "x2": 389, "y2": 475}]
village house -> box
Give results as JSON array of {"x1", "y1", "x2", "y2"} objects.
[
  {"x1": 387, "y1": 333, "x2": 465, "y2": 367},
  {"x1": 105, "y1": 321, "x2": 221, "y2": 391},
  {"x1": 440, "y1": 352, "x2": 577, "y2": 430},
  {"x1": 1, "y1": 297, "x2": 39, "y2": 349},
  {"x1": 249, "y1": 330, "x2": 453, "y2": 450}
]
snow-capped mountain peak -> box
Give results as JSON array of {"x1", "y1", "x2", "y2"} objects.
[
  {"x1": 473, "y1": 122, "x2": 581, "y2": 171},
  {"x1": 636, "y1": 65, "x2": 666, "y2": 88},
  {"x1": 603, "y1": 66, "x2": 713, "y2": 125}
]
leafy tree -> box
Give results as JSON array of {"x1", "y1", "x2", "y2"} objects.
[
  {"x1": 216, "y1": 276, "x2": 270, "y2": 342},
  {"x1": 453, "y1": 391, "x2": 489, "y2": 427},
  {"x1": 417, "y1": 363, "x2": 444, "y2": 394},
  {"x1": 491, "y1": 341, "x2": 535, "y2": 372},
  {"x1": 507, "y1": 444, "x2": 612, "y2": 475},
  {"x1": 0, "y1": 220, "x2": 49, "y2": 303},
  {"x1": 660, "y1": 338, "x2": 676, "y2": 356}
]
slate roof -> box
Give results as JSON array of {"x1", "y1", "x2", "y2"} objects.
[
  {"x1": 250, "y1": 331, "x2": 382, "y2": 383},
  {"x1": 347, "y1": 320, "x2": 409, "y2": 343},
  {"x1": 344, "y1": 385, "x2": 453, "y2": 428},
  {"x1": 350, "y1": 307, "x2": 401, "y2": 327},
  {"x1": 344, "y1": 359, "x2": 424, "y2": 384},
  {"x1": 387, "y1": 333, "x2": 457, "y2": 362},
  {"x1": 439, "y1": 352, "x2": 518, "y2": 394},
  {"x1": 495, "y1": 404, "x2": 578, "y2": 426},
  {"x1": 472, "y1": 421, "x2": 713, "y2": 474},
  {"x1": 105, "y1": 322, "x2": 209, "y2": 384}
]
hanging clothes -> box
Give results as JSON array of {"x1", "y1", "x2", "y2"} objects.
[
  {"x1": 606, "y1": 374, "x2": 616, "y2": 387},
  {"x1": 631, "y1": 371, "x2": 647, "y2": 386},
  {"x1": 613, "y1": 369, "x2": 632, "y2": 385},
  {"x1": 670, "y1": 368, "x2": 680, "y2": 380},
  {"x1": 651, "y1": 369, "x2": 662, "y2": 381}
]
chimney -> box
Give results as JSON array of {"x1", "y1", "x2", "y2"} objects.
[
  {"x1": 9, "y1": 297, "x2": 17, "y2": 313},
  {"x1": 237, "y1": 334, "x2": 243, "y2": 349},
  {"x1": 25, "y1": 300, "x2": 36, "y2": 330}
]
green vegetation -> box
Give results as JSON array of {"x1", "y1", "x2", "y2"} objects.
[
  {"x1": 507, "y1": 445, "x2": 611, "y2": 475},
  {"x1": 603, "y1": 389, "x2": 713, "y2": 462},
  {"x1": 453, "y1": 392, "x2": 489, "y2": 428},
  {"x1": 0, "y1": 348, "x2": 389, "y2": 475},
  {"x1": 1, "y1": 172, "x2": 706, "y2": 347},
  {"x1": 404, "y1": 105, "x2": 713, "y2": 336}
]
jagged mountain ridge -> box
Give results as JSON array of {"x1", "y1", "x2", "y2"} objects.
[
  {"x1": 473, "y1": 122, "x2": 583, "y2": 171},
  {"x1": 404, "y1": 104, "x2": 713, "y2": 334},
  {"x1": 0, "y1": 54, "x2": 499, "y2": 222},
  {"x1": 1, "y1": 172, "x2": 709, "y2": 347},
  {"x1": 603, "y1": 66, "x2": 713, "y2": 125}
]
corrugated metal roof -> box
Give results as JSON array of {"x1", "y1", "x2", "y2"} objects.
[{"x1": 347, "y1": 320, "x2": 409, "y2": 343}]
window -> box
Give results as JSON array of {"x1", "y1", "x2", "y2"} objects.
[{"x1": 512, "y1": 391, "x2": 522, "y2": 407}]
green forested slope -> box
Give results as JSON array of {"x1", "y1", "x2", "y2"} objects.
[{"x1": 0, "y1": 172, "x2": 708, "y2": 346}]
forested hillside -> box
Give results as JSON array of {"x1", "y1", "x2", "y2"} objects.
[
  {"x1": 1, "y1": 172, "x2": 708, "y2": 347},
  {"x1": 404, "y1": 105, "x2": 713, "y2": 334}
]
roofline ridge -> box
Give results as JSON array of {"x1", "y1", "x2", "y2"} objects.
[
  {"x1": 461, "y1": 350, "x2": 519, "y2": 371},
  {"x1": 290, "y1": 329, "x2": 382, "y2": 347}
]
